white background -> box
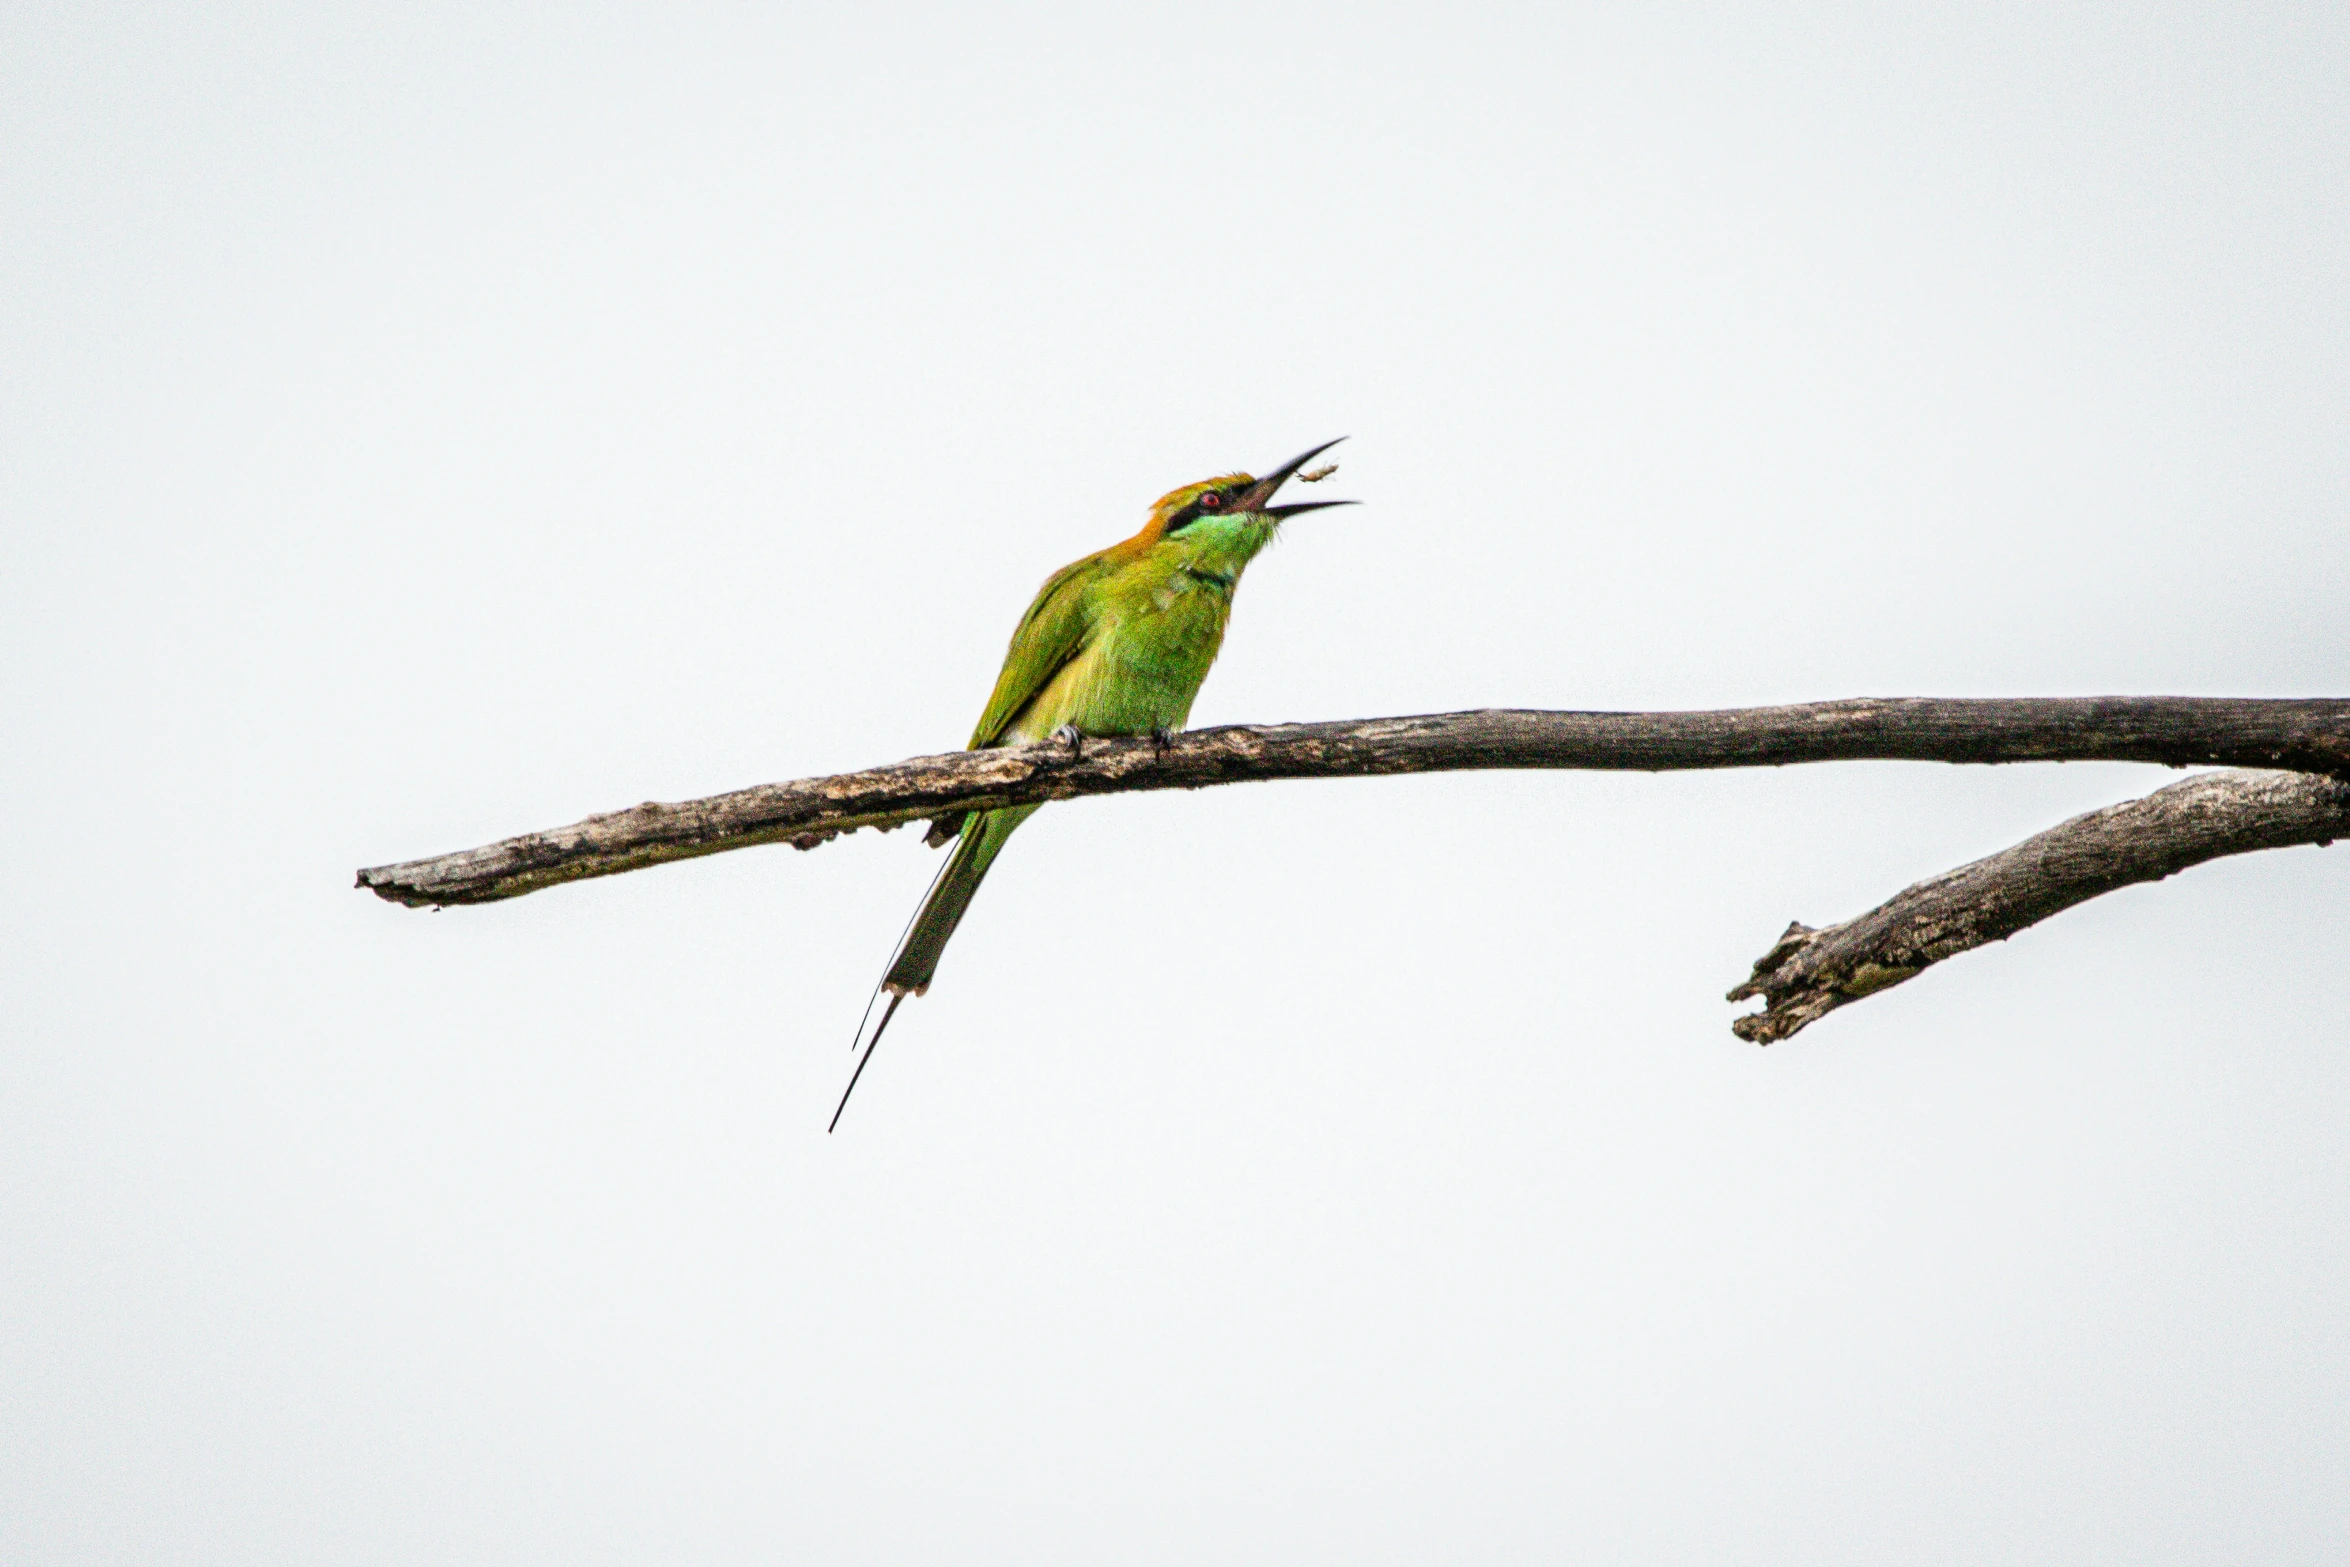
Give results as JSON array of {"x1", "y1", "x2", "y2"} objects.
[{"x1": 6, "y1": 4, "x2": 2346, "y2": 1561}]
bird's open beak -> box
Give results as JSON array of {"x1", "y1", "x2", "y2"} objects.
[{"x1": 1235, "y1": 437, "x2": 1358, "y2": 519}]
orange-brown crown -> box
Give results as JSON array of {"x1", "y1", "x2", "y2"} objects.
[{"x1": 1134, "y1": 473, "x2": 1255, "y2": 543}]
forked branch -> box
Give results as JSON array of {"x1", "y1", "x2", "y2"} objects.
[{"x1": 355, "y1": 696, "x2": 2350, "y2": 1039}]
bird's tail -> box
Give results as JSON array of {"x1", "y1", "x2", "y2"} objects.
[
  {"x1": 886, "y1": 803, "x2": 1038, "y2": 997},
  {"x1": 831, "y1": 803, "x2": 1037, "y2": 1132}
]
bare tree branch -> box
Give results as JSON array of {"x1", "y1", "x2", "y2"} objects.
[
  {"x1": 357, "y1": 697, "x2": 2349, "y2": 908},
  {"x1": 1728, "y1": 767, "x2": 2350, "y2": 1043}
]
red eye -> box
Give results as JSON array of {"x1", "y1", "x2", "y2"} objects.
[{"x1": 1199, "y1": 492, "x2": 1223, "y2": 510}]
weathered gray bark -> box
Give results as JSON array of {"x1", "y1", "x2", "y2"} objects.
[
  {"x1": 357, "y1": 697, "x2": 2350, "y2": 908},
  {"x1": 1727, "y1": 767, "x2": 2350, "y2": 1042},
  {"x1": 357, "y1": 696, "x2": 2348, "y2": 1039}
]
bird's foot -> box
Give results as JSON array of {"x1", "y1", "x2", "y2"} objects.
[
  {"x1": 1052, "y1": 723, "x2": 1085, "y2": 760},
  {"x1": 1150, "y1": 725, "x2": 1177, "y2": 756}
]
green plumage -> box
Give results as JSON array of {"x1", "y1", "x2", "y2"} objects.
[
  {"x1": 884, "y1": 504, "x2": 1280, "y2": 997},
  {"x1": 830, "y1": 441, "x2": 1351, "y2": 1131}
]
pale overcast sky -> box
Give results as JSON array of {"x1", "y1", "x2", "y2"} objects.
[{"x1": 5, "y1": 3, "x2": 2347, "y2": 1562}]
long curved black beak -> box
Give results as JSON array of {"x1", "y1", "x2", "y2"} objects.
[{"x1": 1234, "y1": 437, "x2": 1358, "y2": 519}]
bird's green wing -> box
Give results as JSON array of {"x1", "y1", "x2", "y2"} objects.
[{"x1": 967, "y1": 550, "x2": 1109, "y2": 748}]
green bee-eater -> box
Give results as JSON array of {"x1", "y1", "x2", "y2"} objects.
[{"x1": 832, "y1": 439, "x2": 1355, "y2": 1129}]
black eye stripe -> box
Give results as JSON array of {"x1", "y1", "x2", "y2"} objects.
[{"x1": 1166, "y1": 484, "x2": 1249, "y2": 533}]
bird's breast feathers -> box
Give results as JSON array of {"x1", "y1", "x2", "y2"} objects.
[{"x1": 994, "y1": 512, "x2": 1275, "y2": 743}]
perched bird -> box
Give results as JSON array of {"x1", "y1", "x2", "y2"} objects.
[{"x1": 832, "y1": 439, "x2": 1356, "y2": 1129}]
